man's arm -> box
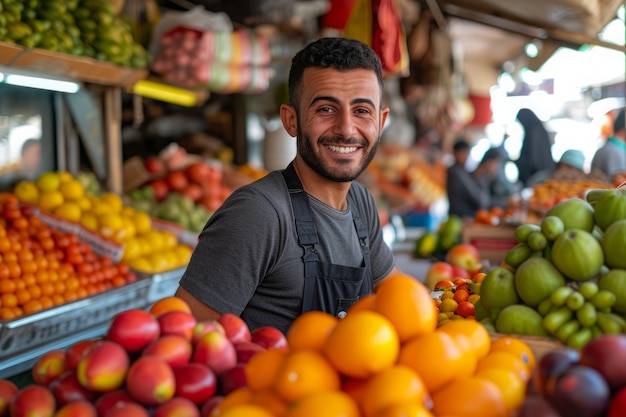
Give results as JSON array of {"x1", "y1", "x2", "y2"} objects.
[{"x1": 174, "y1": 286, "x2": 221, "y2": 321}]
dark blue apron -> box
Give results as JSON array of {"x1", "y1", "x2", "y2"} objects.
[{"x1": 282, "y1": 163, "x2": 373, "y2": 318}]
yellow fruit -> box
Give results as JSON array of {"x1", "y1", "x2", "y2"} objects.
[
  {"x1": 53, "y1": 202, "x2": 82, "y2": 222},
  {"x1": 90, "y1": 200, "x2": 112, "y2": 216},
  {"x1": 441, "y1": 291, "x2": 454, "y2": 300},
  {"x1": 121, "y1": 206, "x2": 136, "y2": 218},
  {"x1": 127, "y1": 257, "x2": 153, "y2": 273},
  {"x1": 148, "y1": 252, "x2": 170, "y2": 273},
  {"x1": 439, "y1": 298, "x2": 458, "y2": 313},
  {"x1": 174, "y1": 245, "x2": 193, "y2": 264},
  {"x1": 475, "y1": 368, "x2": 526, "y2": 414},
  {"x1": 145, "y1": 230, "x2": 165, "y2": 251},
  {"x1": 76, "y1": 197, "x2": 92, "y2": 211},
  {"x1": 13, "y1": 181, "x2": 39, "y2": 204},
  {"x1": 36, "y1": 172, "x2": 61, "y2": 192},
  {"x1": 80, "y1": 212, "x2": 99, "y2": 232},
  {"x1": 99, "y1": 214, "x2": 123, "y2": 239},
  {"x1": 161, "y1": 231, "x2": 178, "y2": 249},
  {"x1": 57, "y1": 171, "x2": 73, "y2": 184},
  {"x1": 122, "y1": 238, "x2": 143, "y2": 261},
  {"x1": 38, "y1": 190, "x2": 64, "y2": 212},
  {"x1": 133, "y1": 211, "x2": 152, "y2": 234},
  {"x1": 59, "y1": 179, "x2": 85, "y2": 201},
  {"x1": 101, "y1": 192, "x2": 123, "y2": 213}
]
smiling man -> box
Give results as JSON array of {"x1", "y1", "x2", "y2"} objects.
[{"x1": 176, "y1": 37, "x2": 403, "y2": 334}]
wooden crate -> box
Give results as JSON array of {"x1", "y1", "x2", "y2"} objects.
[
  {"x1": 462, "y1": 222, "x2": 518, "y2": 265},
  {"x1": 490, "y1": 333, "x2": 564, "y2": 361}
]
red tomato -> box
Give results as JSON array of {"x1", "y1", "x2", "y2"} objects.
[
  {"x1": 434, "y1": 280, "x2": 455, "y2": 291},
  {"x1": 456, "y1": 301, "x2": 475, "y2": 318}
]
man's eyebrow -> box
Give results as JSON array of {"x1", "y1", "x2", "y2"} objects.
[{"x1": 310, "y1": 96, "x2": 376, "y2": 108}]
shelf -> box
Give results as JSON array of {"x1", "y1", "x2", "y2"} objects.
[{"x1": 0, "y1": 41, "x2": 147, "y2": 88}]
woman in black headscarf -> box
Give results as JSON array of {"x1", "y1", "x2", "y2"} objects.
[{"x1": 515, "y1": 108, "x2": 556, "y2": 186}]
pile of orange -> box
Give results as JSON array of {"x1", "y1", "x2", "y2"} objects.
[
  {"x1": 210, "y1": 274, "x2": 536, "y2": 417},
  {"x1": 0, "y1": 192, "x2": 138, "y2": 320}
]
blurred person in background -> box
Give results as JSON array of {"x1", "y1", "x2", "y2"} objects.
[
  {"x1": 591, "y1": 108, "x2": 626, "y2": 182},
  {"x1": 18, "y1": 138, "x2": 41, "y2": 181},
  {"x1": 446, "y1": 139, "x2": 491, "y2": 218},
  {"x1": 514, "y1": 108, "x2": 556, "y2": 187}
]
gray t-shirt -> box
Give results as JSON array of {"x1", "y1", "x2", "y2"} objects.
[{"x1": 179, "y1": 170, "x2": 395, "y2": 334}]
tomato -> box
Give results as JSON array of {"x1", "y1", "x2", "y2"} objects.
[
  {"x1": 434, "y1": 280, "x2": 455, "y2": 291},
  {"x1": 165, "y1": 170, "x2": 189, "y2": 192},
  {"x1": 456, "y1": 301, "x2": 475, "y2": 318},
  {"x1": 185, "y1": 162, "x2": 212, "y2": 183}
]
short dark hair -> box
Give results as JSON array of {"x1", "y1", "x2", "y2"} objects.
[
  {"x1": 453, "y1": 139, "x2": 470, "y2": 152},
  {"x1": 481, "y1": 148, "x2": 504, "y2": 164},
  {"x1": 288, "y1": 37, "x2": 384, "y2": 110},
  {"x1": 613, "y1": 108, "x2": 625, "y2": 134}
]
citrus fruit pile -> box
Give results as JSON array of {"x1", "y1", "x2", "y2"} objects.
[{"x1": 0, "y1": 192, "x2": 137, "y2": 320}]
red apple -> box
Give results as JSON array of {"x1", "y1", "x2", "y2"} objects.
[
  {"x1": 191, "y1": 320, "x2": 224, "y2": 345},
  {"x1": 32, "y1": 349, "x2": 67, "y2": 386},
  {"x1": 609, "y1": 385, "x2": 626, "y2": 417},
  {"x1": 200, "y1": 395, "x2": 224, "y2": 417},
  {"x1": 580, "y1": 334, "x2": 626, "y2": 391},
  {"x1": 54, "y1": 400, "x2": 97, "y2": 417},
  {"x1": 158, "y1": 310, "x2": 197, "y2": 341},
  {"x1": 219, "y1": 364, "x2": 247, "y2": 395},
  {"x1": 107, "y1": 309, "x2": 160, "y2": 353},
  {"x1": 192, "y1": 331, "x2": 238, "y2": 375},
  {"x1": 76, "y1": 340, "x2": 129, "y2": 392},
  {"x1": 217, "y1": 313, "x2": 251, "y2": 345},
  {"x1": 173, "y1": 362, "x2": 217, "y2": 404},
  {"x1": 150, "y1": 180, "x2": 169, "y2": 202},
  {"x1": 165, "y1": 171, "x2": 189, "y2": 192},
  {"x1": 95, "y1": 389, "x2": 134, "y2": 417},
  {"x1": 0, "y1": 380, "x2": 18, "y2": 417},
  {"x1": 451, "y1": 265, "x2": 472, "y2": 280},
  {"x1": 185, "y1": 162, "x2": 212, "y2": 183},
  {"x1": 144, "y1": 157, "x2": 165, "y2": 175},
  {"x1": 142, "y1": 334, "x2": 192, "y2": 369},
  {"x1": 234, "y1": 341, "x2": 265, "y2": 364},
  {"x1": 126, "y1": 356, "x2": 176, "y2": 406},
  {"x1": 103, "y1": 402, "x2": 149, "y2": 417},
  {"x1": 445, "y1": 243, "x2": 482, "y2": 274},
  {"x1": 10, "y1": 385, "x2": 56, "y2": 417},
  {"x1": 250, "y1": 326, "x2": 288, "y2": 350},
  {"x1": 49, "y1": 371, "x2": 97, "y2": 406},
  {"x1": 153, "y1": 397, "x2": 200, "y2": 417},
  {"x1": 181, "y1": 183, "x2": 203, "y2": 202},
  {"x1": 425, "y1": 261, "x2": 455, "y2": 291},
  {"x1": 65, "y1": 340, "x2": 98, "y2": 371}
]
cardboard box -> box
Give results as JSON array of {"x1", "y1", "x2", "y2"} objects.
[{"x1": 462, "y1": 222, "x2": 518, "y2": 265}]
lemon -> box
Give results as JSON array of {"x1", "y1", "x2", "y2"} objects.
[
  {"x1": 90, "y1": 200, "x2": 112, "y2": 216},
  {"x1": 60, "y1": 179, "x2": 85, "y2": 201},
  {"x1": 144, "y1": 230, "x2": 165, "y2": 251},
  {"x1": 174, "y1": 244, "x2": 193, "y2": 264},
  {"x1": 127, "y1": 257, "x2": 153, "y2": 273},
  {"x1": 101, "y1": 192, "x2": 124, "y2": 213},
  {"x1": 440, "y1": 298, "x2": 459, "y2": 313},
  {"x1": 80, "y1": 212, "x2": 99, "y2": 232},
  {"x1": 38, "y1": 190, "x2": 64, "y2": 212},
  {"x1": 57, "y1": 171, "x2": 74, "y2": 184},
  {"x1": 121, "y1": 206, "x2": 136, "y2": 218},
  {"x1": 76, "y1": 197, "x2": 92, "y2": 211},
  {"x1": 99, "y1": 214, "x2": 123, "y2": 239},
  {"x1": 36, "y1": 172, "x2": 61, "y2": 192},
  {"x1": 161, "y1": 231, "x2": 178, "y2": 249},
  {"x1": 122, "y1": 238, "x2": 142, "y2": 261},
  {"x1": 121, "y1": 218, "x2": 137, "y2": 240},
  {"x1": 148, "y1": 252, "x2": 170, "y2": 273},
  {"x1": 54, "y1": 202, "x2": 82, "y2": 222},
  {"x1": 132, "y1": 211, "x2": 152, "y2": 235},
  {"x1": 13, "y1": 181, "x2": 39, "y2": 204}
]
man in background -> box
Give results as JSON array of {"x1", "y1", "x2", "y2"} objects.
[
  {"x1": 446, "y1": 139, "x2": 491, "y2": 218},
  {"x1": 591, "y1": 108, "x2": 626, "y2": 182}
]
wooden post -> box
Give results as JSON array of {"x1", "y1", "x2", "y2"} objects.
[{"x1": 104, "y1": 87, "x2": 123, "y2": 195}]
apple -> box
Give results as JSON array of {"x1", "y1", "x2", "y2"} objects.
[
  {"x1": 153, "y1": 397, "x2": 200, "y2": 417},
  {"x1": 192, "y1": 331, "x2": 238, "y2": 375},
  {"x1": 76, "y1": 340, "x2": 129, "y2": 392},
  {"x1": 609, "y1": 385, "x2": 626, "y2": 417},
  {"x1": 144, "y1": 157, "x2": 165, "y2": 175},
  {"x1": 532, "y1": 348, "x2": 580, "y2": 396},
  {"x1": 158, "y1": 310, "x2": 197, "y2": 341},
  {"x1": 451, "y1": 265, "x2": 472, "y2": 280},
  {"x1": 425, "y1": 261, "x2": 455, "y2": 291},
  {"x1": 234, "y1": 341, "x2": 265, "y2": 364},
  {"x1": 107, "y1": 309, "x2": 160, "y2": 353},
  {"x1": 103, "y1": 402, "x2": 149, "y2": 417},
  {"x1": 579, "y1": 334, "x2": 626, "y2": 391},
  {"x1": 181, "y1": 183, "x2": 203, "y2": 202},
  {"x1": 126, "y1": 356, "x2": 176, "y2": 406},
  {"x1": 54, "y1": 400, "x2": 97, "y2": 417},
  {"x1": 0, "y1": 380, "x2": 18, "y2": 417},
  {"x1": 185, "y1": 162, "x2": 212, "y2": 183},
  {"x1": 142, "y1": 334, "x2": 193, "y2": 369},
  {"x1": 10, "y1": 385, "x2": 56, "y2": 417},
  {"x1": 250, "y1": 327, "x2": 288, "y2": 350},
  {"x1": 165, "y1": 171, "x2": 188, "y2": 192},
  {"x1": 150, "y1": 180, "x2": 169, "y2": 202},
  {"x1": 191, "y1": 320, "x2": 224, "y2": 345},
  {"x1": 219, "y1": 364, "x2": 247, "y2": 395},
  {"x1": 49, "y1": 371, "x2": 97, "y2": 406},
  {"x1": 173, "y1": 362, "x2": 217, "y2": 404},
  {"x1": 445, "y1": 243, "x2": 482, "y2": 275},
  {"x1": 65, "y1": 340, "x2": 98, "y2": 371},
  {"x1": 31, "y1": 349, "x2": 67, "y2": 386},
  {"x1": 94, "y1": 389, "x2": 134, "y2": 417},
  {"x1": 200, "y1": 395, "x2": 224, "y2": 417},
  {"x1": 217, "y1": 313, "x2": 251, "y2": 345}
]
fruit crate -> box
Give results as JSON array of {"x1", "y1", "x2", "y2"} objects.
[
  {"x1": 462, "y1": 222, "x2": 518, "y2": 265},
  {"x1": 490, "y1": 333, "x2": 564, "y2": 361},
  {"x1": 0, "y1": 277, "x2": 154, "y2": 378},
  {"x1": 145, "y1": 266, "x2": 186, "y2": 303}
]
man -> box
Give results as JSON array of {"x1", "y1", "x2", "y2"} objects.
[
  {"x1": 591, "y1": 108, "x2": 626, "y2": 181},
  {"x1": 176, "y1": 38, "x2": 402, "y2": 334},
  {"x1": 446, "y1": 139, "x2": 491, "y2": 218}
]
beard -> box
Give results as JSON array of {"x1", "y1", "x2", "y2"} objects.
[{"x1": 297, "y1": 124, "x2": 380, "y2": 183}]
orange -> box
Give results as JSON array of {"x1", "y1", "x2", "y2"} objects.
[
  {"x1": 218, "y1": 404, "x2": 274, "y2": 417},
  {"x1": 149, "y1": 296, "x2": 192, "y2": 317},
  {"x1": 287, "y1": 311, "x2": 338, "y2": 352},
  {"x1": 59, "y1": 179, "x2": 85, "y2": 201},
  {"x1": 348, "y1": 293, "x2": 376, "y2": 313},
  {"x1": 360, "y1": 365, "x2": 428, "y2": 417},
  {"x1": 245, "y1": 348, "x2": 288, "y2": 392},
  {"x1": 324, "y1": 310, "x2": 399, "y2": 379},
  {"x1": 489, "y1": 336, "x2": 536, "y2": 371},
  {"x1": 285, "y1": 390, "x2": 360, "y2": 417},
  {"x1": 273, "y1": 350, "x2": 340, "y2": 404},
  {"x1": 475, "y1": 367, "x2": 526, "y2": 414},
  {"x1": 249, "y1": 389, "x2": 288, "y2": 416},
  {"x1": 210, "y1": 387, "x2": 254, "y2": 417},
  {"x1": 341, "y1": 377, "x2": 369, "y2": 404},
  {"x1": 475, "y1": 351, "x2": 530, "y2": 383},
  {"x1": 431, "y1": 376, "x2": 507, "y2": 417},
  {"x1": 438, "y1": 319, "x2": 491, "y2": 360},
  {"x1": 397, "y1": 330, "x2": 472, "y2": 393},
  {"x1": 373, "y1": 402, "x2": 434, "y2": 417},
  {"x1": 372, "y1": 274, "x2": 437, "y2": 342}
]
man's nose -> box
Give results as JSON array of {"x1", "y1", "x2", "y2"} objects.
[{"x1": 332, "y1": 111, "x2": 357, "y2": 137}]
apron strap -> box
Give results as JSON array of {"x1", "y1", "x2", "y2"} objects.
[{"x1": 347, "y1": 191, "x2": 372, "y2": 272}]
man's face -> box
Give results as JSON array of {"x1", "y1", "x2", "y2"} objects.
[{"x1": 289, "y1": 68, "x2": 388, "y2": 182}]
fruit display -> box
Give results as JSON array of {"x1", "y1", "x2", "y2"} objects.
[
  {"x1": 413, "y1": 214, "x2": 463, "y2": 259},
  {"x1": 0, "y1": 192, "x2": 138, "y2": 320},
  {"x1": 520, "y1": 334, "x2": 626, "y2": 417},
  {"x1": 0, "y1": 0, "x2": 150, "y2": 68},
  {"x1": 477, "y1": 188, "x2": 626, "y2": 350},
  {"x1": 13, "y1": 171, "x2": 193, "y2": 274},
  {"x1": 526, "y1": 179, "x2": 612, "y2": 215}
]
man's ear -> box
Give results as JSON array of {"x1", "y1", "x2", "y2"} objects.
[{"x1": 280, "y1": 104, "x2": 298, "y2": 137}]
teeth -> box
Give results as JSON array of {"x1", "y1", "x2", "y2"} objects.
[{"x1": 327, "y1": 145, "x2": 357, "y2": 153}]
